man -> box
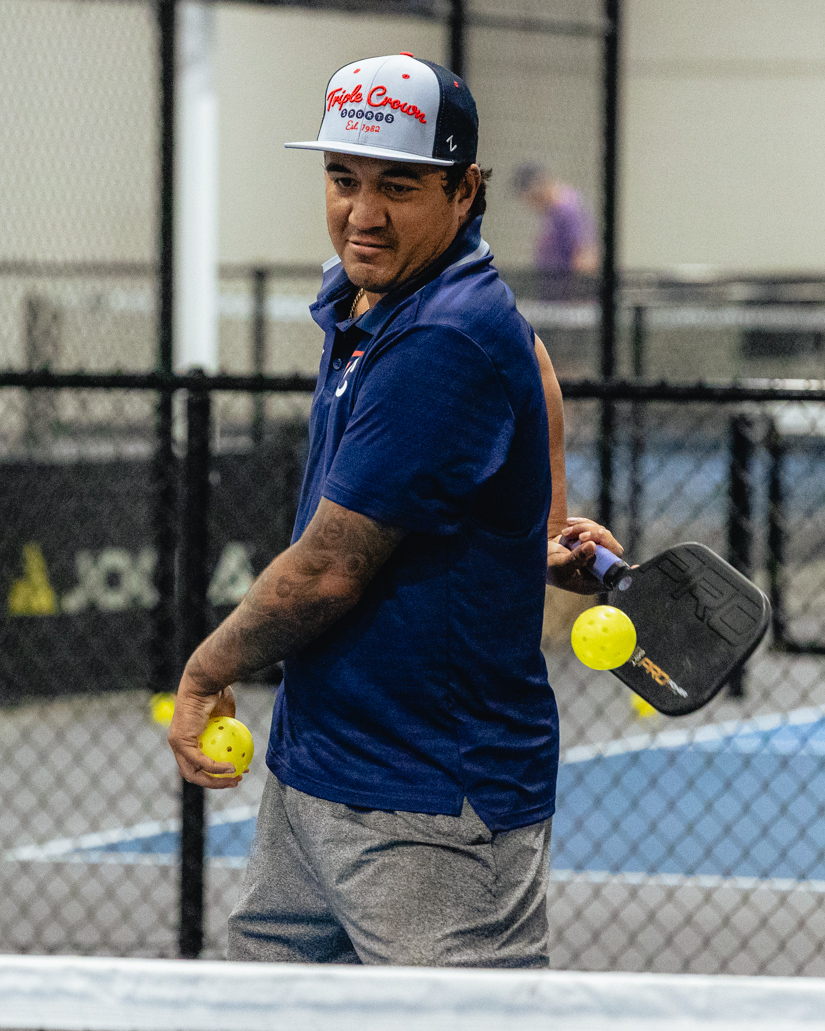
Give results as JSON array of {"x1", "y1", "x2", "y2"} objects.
[
  {"x1": 513, "y1": 162, "x2": 599, "y2": 298},
  {"x1": 168, "y1": 53, "x2": 621, "y2": 968}
]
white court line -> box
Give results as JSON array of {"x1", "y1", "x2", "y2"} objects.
[
  {"x1": 549, "y1": 867, "x2": 825, "y2": 895},
  {"x1": 4, "y1": 817, "x2": 181, "y2": 862},
  {"x1": 7, "y1": 712, "x2": 825, "y2": 874},
  {"x1": 19, "y1": 852, "x2": 825, "y2": 890},
  {"x1": 17, "y1": 852, "x2": 249, "y2": 870},
  {"x1": 3, "y1": 804, "x2": 258, "y2": 863},
  {"x1": 561, "y1": 705, "x2": 825, "y2": 765}
]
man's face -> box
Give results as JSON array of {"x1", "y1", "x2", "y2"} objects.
[{"x1": 324, "y1": 152, "x2": 478, "y2": 297}]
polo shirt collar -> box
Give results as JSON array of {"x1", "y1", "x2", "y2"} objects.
[{"x1": 310, "y1": 216, "x2": 490, "y2": 338}]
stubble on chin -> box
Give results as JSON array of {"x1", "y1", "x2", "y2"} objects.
[
  {"x1": 340, "y1": 255, "x2": 396, "y2": 295},
  {"x1": 343, "y1": 266, "x2": 385, "y2": 294}
]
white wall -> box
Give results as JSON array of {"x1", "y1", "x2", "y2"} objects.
[
  {"x1": 215, "y1": 6, "x2": 602, "y2": 270},
  {"x1": 467, "y1": 25, "x2": 602, "y2": 269},
  {"x1": 220, "y1": 0, "x2": 825, "y2": 274},
  {"x1": 2, "y1": 1, "x2": 824, "y2": 276},
  {"x1": 216, "y1": 8, "x2": 444, "y2": 266},
  {"x1": 621, "y1": 0, "x2": 825, "y2": 273},
  {"x1": 0, "y1": 0, "x2": 156, "y2": 264}
]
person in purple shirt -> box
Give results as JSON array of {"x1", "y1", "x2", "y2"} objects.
[{"x1": 514, "y1": 163, "x2": 599, "y2": 298}]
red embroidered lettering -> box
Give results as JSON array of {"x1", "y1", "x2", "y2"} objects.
[
  {"x1": 367, "y1": 85, "x2": 387, "y2": 107},
  {"x1": 327, "y1": 84, "x2": 363, "y2": 112},
  {"x1": 366, "y1": 84, "x2": 426, "y2": 123}
]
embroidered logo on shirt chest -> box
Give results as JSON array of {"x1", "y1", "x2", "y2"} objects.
[{"x1": 335, "y1": 352, "x2": 363, "y2": 397}]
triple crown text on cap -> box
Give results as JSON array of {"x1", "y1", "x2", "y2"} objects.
[{"x1": 284, "y1": 52, "x2": 479, "y2": 167}]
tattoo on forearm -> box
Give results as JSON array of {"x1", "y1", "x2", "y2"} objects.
[
  {"x1": 187, "y1": 501, "x2": 405, "y2": 687},
  {"x1": 275, "y1": 577, "x2": 294, "y2": 598}
]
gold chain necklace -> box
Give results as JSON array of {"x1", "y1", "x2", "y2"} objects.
[{"x1": 349, "y1": 287, "x2": 365, "y2": 321}]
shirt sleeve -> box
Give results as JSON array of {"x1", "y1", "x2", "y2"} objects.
[{"x1": 322, "y1": 325, "x2": 515, "y2": 534}]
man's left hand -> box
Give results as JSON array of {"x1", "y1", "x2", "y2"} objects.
[{"x1": 546, "y1": 516, "x2": 624, "y2": 595}]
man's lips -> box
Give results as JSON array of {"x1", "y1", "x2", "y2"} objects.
[{"x1": 346, "y1": 239, "x2": 391, "y2": 257}]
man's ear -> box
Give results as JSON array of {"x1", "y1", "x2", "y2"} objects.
[{"x1": 457, "y1": 164, "x2": 482, "y2": 215}]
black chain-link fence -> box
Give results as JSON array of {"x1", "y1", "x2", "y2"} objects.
[
  {"x1": 552, "y1": 389, "x2": 825, "y2": 975},
  {"x1": 0, "y1": 0, "x2": 158, "y2": 375},
  {"x1": 3, "y1": 380, "x2": 825, "y2": 974},
  {"x1": 3, "y1": 0, "x2": 825, "y2": 981}
]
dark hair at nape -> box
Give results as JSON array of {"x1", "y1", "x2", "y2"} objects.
[{"x1": 441, "y1": 164, "x2": 492, "y2": 219}]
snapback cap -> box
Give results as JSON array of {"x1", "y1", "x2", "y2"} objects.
[{"x1": 285, "y1": 53, "x2": 478, "y2": 167}]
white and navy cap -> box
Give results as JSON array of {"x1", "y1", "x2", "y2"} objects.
[{"x1": 285, "y1": 52, "x2": 478, "y2": 167}]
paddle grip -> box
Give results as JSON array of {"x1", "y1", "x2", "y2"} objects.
[{"x1": 559, "y1": 536, "x2": 633, "y2": 591}]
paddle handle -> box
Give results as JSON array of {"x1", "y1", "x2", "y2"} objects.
[{"x1": 559, "y1": 536, "x2": 633, "y2": 591}]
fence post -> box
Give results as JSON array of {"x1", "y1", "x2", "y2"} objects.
[
  {"x1": 727, "y1": 413, "x2": 755, "y2": 698},
  {"x1": 157, "y1": 0, "x2": 175, "y2": 378},
  {"x1": 597, "y1": 0, "x2": 621, "y2": 545},
  {"x1": 449, "y1": 0, "x2": 466, "y2": 80},
  {"x1": 152, "y1": 0, "x2": 178, "y2": 703},
  {"x1": 627, "y1": 304, "x2": 646, "y2": 557},
  {"x1": 599, "y1": 0, "x2": 621, "y2": 383},
  {"x1": 23, "y1": 294, "x2": 60, "y2": 448},
  {"x1": 251, "y1": 267, "x2": 267, "y2": 448},
  {"x1": 178, "y1": 372, "x2": 211, "y2": 959},
  {"x1": 766, "y1": 418, "x2": 787, "y2": 647}
]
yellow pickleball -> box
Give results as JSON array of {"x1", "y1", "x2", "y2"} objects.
[
  {"x1": 631, "y1": 692, "x2": 658, "y2": 718},
  {"x1": 198, "y1": 716, "x2": 255, "y2": 778},
  {"x1": 150, "y1": 692, "x2": 176, "y2": 727},
  {"x1": 571, "y1": 605, "x2": 637, "y2": 670}
]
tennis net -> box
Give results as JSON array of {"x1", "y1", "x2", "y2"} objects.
[{"x1": 2, "y1": 955, "x2": 825, "y2": 1031}]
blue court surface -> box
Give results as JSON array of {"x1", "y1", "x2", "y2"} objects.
[{"x1": 8, "y1": 707, "x2": 825, "y2": 890}]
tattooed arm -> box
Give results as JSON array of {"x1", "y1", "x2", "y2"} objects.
[{"x1": 168, "y1": 498, "x2": 406, "y2": 787}]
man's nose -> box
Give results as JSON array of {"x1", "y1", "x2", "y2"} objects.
[{"x1": 348, "y1": 189, "x2": 387, "y2": 231}]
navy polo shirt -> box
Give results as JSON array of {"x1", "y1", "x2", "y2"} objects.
[{"x1": 266, "y1": 217, "x2": 560, "y2": 831}]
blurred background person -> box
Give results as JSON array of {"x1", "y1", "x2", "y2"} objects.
[{"x1": 513, "y1": 162, "x2": 599, "y2": 299}]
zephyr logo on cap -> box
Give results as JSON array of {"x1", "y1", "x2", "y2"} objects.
[{"x1": 285, "y1": 52, "x2": 478, "y2": 167}]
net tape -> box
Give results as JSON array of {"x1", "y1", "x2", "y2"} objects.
[{"x1": 2, "y1": 955, "x2": 825, "y2": 1031}]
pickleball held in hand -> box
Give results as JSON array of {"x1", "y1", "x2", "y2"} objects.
[{"x1": 198, "y1": 717, "x2": 254, "y2": 778}]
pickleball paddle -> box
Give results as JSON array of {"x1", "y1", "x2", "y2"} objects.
[{"x1": 569, "y1": 541, "x2": 771, "y2": 716}]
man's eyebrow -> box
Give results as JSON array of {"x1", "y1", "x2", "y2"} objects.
[
  {"x1": 324, "y1": 160, "x2": 426, "y2": 180},
  {"x1": 378, "y1": 165, "x2": 425, "y2": 181}
]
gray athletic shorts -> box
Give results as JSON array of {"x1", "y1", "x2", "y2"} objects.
[{"x1": 227, "y1": 773, "x2": 551, "y2": 967}]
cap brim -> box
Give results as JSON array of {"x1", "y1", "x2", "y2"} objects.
[{"x1": 284, "y1": 140, "x2": 455, "y2": 167}]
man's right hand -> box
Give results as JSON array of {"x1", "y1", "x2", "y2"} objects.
[
  {"x1": 166, "y1": 498, "x2": 406, "y2": 787},
  {"x1": 167, "y1": 680, "x2": 242, "y2": 788}
]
